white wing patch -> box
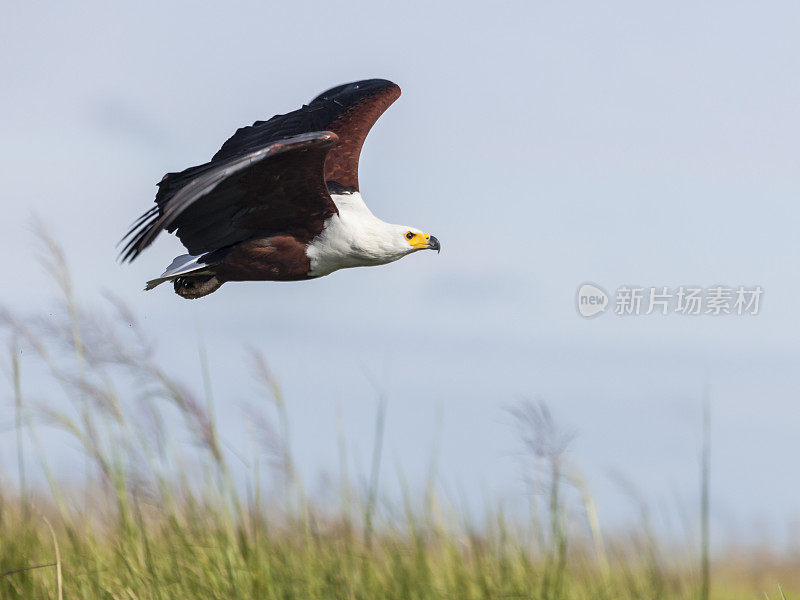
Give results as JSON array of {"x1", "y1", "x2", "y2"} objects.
[{"x1": 145, "y1": 254, "x2": 215, "y2": 290}]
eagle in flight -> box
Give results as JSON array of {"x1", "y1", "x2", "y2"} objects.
[{"x1": 120, "y1": 79, "x2": 440, "y2": 299}]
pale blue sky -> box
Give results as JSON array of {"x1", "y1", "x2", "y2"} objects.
[{"x1": 2, "y1": 1, "x2": 800, "y2": 545}]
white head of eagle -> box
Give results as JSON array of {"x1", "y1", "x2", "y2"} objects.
[{"x1": 119, "y1": 79, "x2": 440, "y2": 299}]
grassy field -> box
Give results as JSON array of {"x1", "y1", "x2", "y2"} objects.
[{"x1": 0, "y1": 239, "x2": 797, "y2": 599}]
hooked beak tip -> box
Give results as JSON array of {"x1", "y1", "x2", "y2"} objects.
[{"x1": 428, "y1": 235, "x2": 441, "y2": 253}]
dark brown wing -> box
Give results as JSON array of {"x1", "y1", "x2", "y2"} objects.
[
  {"x1": 121, "y1": 79, "x2": 399, "y2": 262},
  {"x1": 209, "y1": 79, "x2": 400, "y2": 191},
  {"x1": 310, "y1": 79, "x2": 400, "y2": 190},
  {"x1": 120, "y1": 131, "x2": 338, "y2": 261}
]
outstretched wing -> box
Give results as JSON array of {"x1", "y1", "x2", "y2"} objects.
[
  {"x1": 120, "y1": 131, "x2": 338, "y2": 261},
  {"x1": 312, "y1": 79, "x2": 401, "y2": 190},
  {"x1": 211, "y1": 78, "x2": 401, "y2": 191},
  {"x1": 121, "y1": 79, "x2": 399, "y2": 262}
]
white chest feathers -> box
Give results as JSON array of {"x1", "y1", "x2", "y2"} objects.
[{"x1": 306, "y1": 192, "x2": 411, "y2": 277}]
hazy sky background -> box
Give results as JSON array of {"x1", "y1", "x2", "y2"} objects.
[{"x1": 2, "y1": 1, "x2": 800, "y2": 546}]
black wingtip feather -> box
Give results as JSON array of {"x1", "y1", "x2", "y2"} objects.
[
  {"x1": 118, "y1": 208, "x2": 162, "y2": 262},
  {"x1": 310, "y1": 79, "x2": 398, "y2": 104}
]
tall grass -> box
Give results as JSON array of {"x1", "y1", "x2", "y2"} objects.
[
  {"x1": 0, "y1": 236, "x2": 797, "y2": 599},
  {"x1": 701, "y1": 378, "x2": 711, "y2": 600}
]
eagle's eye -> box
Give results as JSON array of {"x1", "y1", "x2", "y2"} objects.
[{"x1": 405, "y1": 231, "x2": 415, "y2": 240}]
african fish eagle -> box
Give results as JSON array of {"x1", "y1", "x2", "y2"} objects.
[{"x1": 120, "y1": 79, "x2": 440, "y2": 299}]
